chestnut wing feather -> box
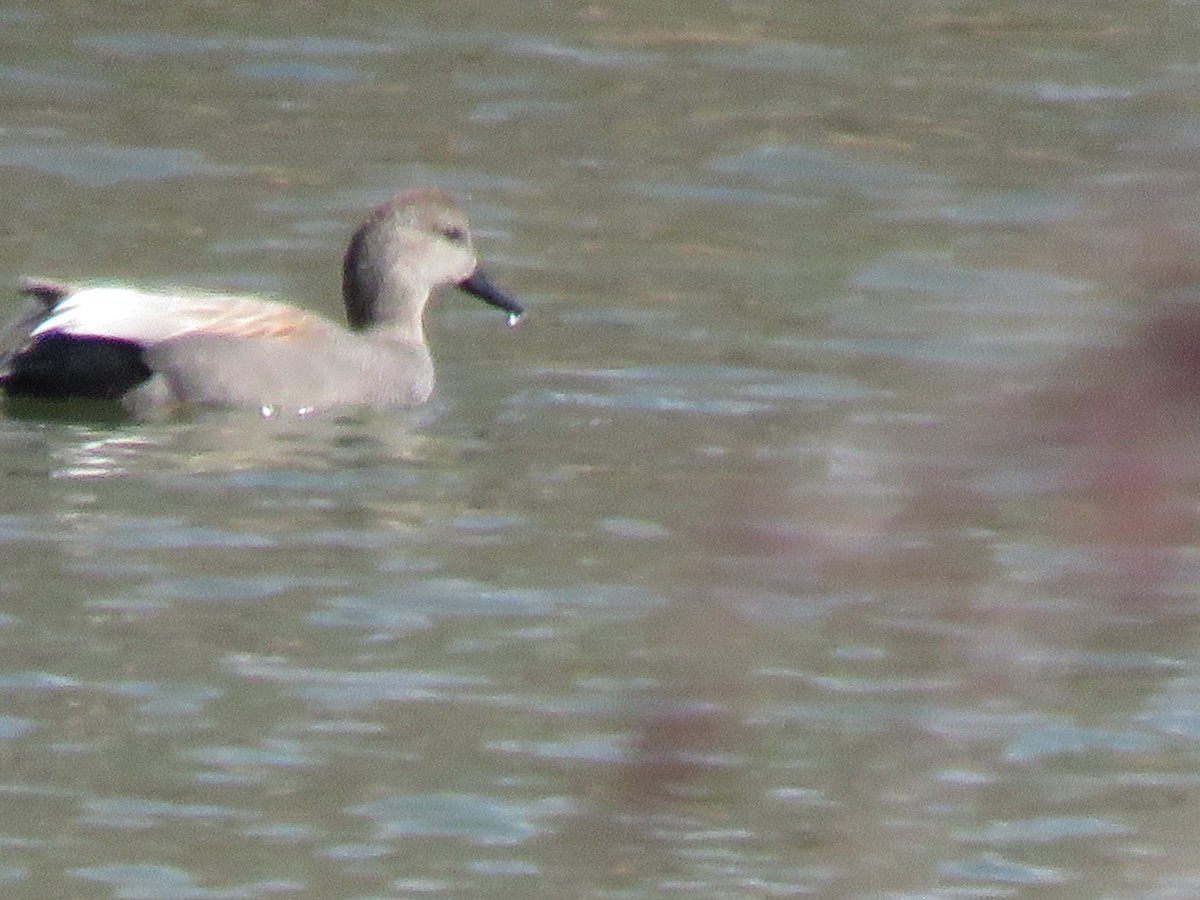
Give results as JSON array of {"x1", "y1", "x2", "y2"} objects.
[{"x1": 31, "y1": 287, "x2": 339, "y2": 345}]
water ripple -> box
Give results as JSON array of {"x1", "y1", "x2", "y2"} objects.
[
  {"x1": 70, "y1": 863, "x2": 304, "y2": 898},
  {"x1": 349, "y1": 792, "x2": 573, "y2": 845},
  {"x1": 0, "y1": 142, "x2": 240, "y2": 185},
  {"x1": 0, "y1": 64, "x2": 105, "y2": 92},
  {"x1": 223, "y1": 654, "x2": 488, "y2": 711},
  {"x1": 712, "y1": 144, "x2": 950, "y2": 194},
  {"x1": 77, "y1": 33, "x2": 391, "y2": 56},
  {"x1": 80, "y1": 796, "x2": 246, "y2": 829},
  {"x1": 964, "y1": 816, "x2": 1133, "y2": 845},
  {"x1": 940, "y1": 852, "x2": 1069, "y2": 885}
]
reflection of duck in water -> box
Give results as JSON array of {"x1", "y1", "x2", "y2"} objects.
[{"x1": 1, "y1": 189, "x2": 523, "y2": 416}]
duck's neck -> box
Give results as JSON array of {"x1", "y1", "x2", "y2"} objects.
[
  {"x1": 343, "y1": 236, "x2": 429, "y2": 343},
  {"x1": 346, "y1": 273, "x2": 429, "y2": 345}
]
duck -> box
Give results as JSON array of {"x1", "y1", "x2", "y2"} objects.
[{"x1": 0, "y1": 188, "x2": 523, "y2": 416}]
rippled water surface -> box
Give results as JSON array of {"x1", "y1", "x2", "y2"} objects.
[{"x1": 4, "y1": 1, "x2": 1200, "y2": 897}]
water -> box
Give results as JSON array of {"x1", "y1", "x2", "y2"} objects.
[{"x1": 2, "y1": 1, "x2": 1200, "y2": 896}]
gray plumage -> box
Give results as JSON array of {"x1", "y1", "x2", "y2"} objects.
[{"x1": 0, "y1": 189, "x2": 522, "y2": 415}]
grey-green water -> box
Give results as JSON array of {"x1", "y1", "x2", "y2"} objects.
[{"x1": 3, "y1": 1, "x2": 1200, "y2": 896}]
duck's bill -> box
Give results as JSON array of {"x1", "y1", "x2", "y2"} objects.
[{"x1": 458, "y1": 268, "x2": 524, "y2": 326}]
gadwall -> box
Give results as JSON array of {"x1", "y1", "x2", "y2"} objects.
[{"x1": 0, "y1": 189, "x2": 523, "y2": 415}]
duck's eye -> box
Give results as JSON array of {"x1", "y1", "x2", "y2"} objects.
[{"x1": 439, "y1": 225, "x2": 466, "y2": 243}]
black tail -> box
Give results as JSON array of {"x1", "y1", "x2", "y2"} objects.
[
  {"x1": 1, "y1": 279, "x2": 152, "y2": 401},
  {"x1": 1, "y1": 334, "x2": 152, "y2": 400}
]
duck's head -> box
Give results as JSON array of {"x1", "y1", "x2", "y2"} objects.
[{"x1": 341, "y1": 189, "x2": 523, "y2": 333}]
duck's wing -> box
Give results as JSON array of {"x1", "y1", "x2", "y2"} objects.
[{"x1": 31, "y1": 287, "x2": 340, "y2": 345}]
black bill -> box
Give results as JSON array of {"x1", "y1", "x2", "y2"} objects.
[{"x1": 458, "y1": 268, "x2": 524, "y2": 326}]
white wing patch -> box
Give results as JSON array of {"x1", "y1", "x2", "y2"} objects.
[{"x1": 32, "y1": 287, "x2": 333, "y2": 344}]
